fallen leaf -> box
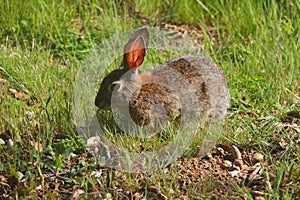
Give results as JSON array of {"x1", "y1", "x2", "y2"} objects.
[
  {"x1": 8, "y1": 88, "x2": 17, "y2": 94},
  {"x1": 8, "y1": 88, "x2": 30, "y2": 100},
  {"x1": 14, "y1": 91, "x2": 30, "y2": 100},
  {"x1": 72, "y1": 189, "x2": 85, "y2": 199},
  {"x1": 252, "y1": 153, "x2": 264, "y2": 163},
  {"x1": 228, "y1": 170, "x2": 240, "y2": 177}
]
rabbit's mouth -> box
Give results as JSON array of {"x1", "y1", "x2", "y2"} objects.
[
  {"x1": 99, "y1": 106, "x2": 110, "y2": 111},
  {"x1": 95, "y1": 100, "x2": 111, "y2": 111},
  {"x1": 98, "y1": 105, "x2": 111, "y2": 111}
]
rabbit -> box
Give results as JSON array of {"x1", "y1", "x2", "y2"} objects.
[{"x1": 95, "y1": 28, "x2": 230, "y2": 134}]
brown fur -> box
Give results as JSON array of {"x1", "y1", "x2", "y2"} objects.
[{"x1": 95, "y1": 28, "x2": 230, "y2": 133}]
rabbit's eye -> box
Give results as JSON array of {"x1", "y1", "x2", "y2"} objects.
[{"x1": 109, "y1": 82, "x2": 121, "y2": 92}]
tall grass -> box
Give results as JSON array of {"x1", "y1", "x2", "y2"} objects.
[{"x1": 0, "y1": 0, "x2": 299, "y2": 198}]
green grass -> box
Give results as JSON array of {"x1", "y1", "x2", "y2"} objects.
[{"x1": 0, "y1": 0, "x2": 299, "y2": 199}]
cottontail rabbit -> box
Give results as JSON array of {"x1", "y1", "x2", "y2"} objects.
[{"x1": 95, "y1": 28, "x2": 230, "y2": 133}]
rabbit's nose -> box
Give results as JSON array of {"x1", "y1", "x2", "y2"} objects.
[{"x1": 95, "y1": 98, "x2": 103, "y2": 109}]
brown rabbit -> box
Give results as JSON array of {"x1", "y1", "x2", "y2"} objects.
[{"x1": 95, "y1": 28, "x2": 230, "y2": 133}]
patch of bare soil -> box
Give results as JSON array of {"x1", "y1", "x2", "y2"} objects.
[{"x1": 0, "y1": 145, "x2": 278, "y2": 199}]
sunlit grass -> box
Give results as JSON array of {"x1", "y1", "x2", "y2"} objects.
[{"x1": 0, "y1": 0, "x2": 299, "y2": 198}]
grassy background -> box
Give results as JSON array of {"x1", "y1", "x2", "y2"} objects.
[{"x1": 0, "y1": 0, "x2": 299, "y2": 199}]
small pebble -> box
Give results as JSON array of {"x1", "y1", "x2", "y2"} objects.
[
  {"x1": 104, "y1": 193, "x2": 112, "y2": 200},
  {"x1": 221, "y1": 160, "x2": 232, "y2": 169},
  {"x1": 253, "y1": 152, "x2": 264, "y2": 163},
  {"x1": 254, "y1": 196, "x2": 265, "y2": 200},
  {"x1": 228, "y1": 170, "x2": 240, "y2": 177},
  {"x1": 232, "y1": 145, "x2": 242, "y2": 160},
  {"x1": 216, "y1": 147, "x2": 225, "y2": 155},
  {"x1": 7, "y1": 139, "x2": 14, "y2": 148},
  {"x1": 252, "y1": 190, "x2": 265, "y2": 196},
  {"x1": 234, "y1": 158, "x2": 243, "y2": 167},
  {"x1": 241, "y1": 164, "x2": 250, "y2": 170}
]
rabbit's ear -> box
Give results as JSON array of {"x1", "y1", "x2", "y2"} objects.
[{"x1": 123, "y1": 28, "x2": 149, "y2": 70}]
